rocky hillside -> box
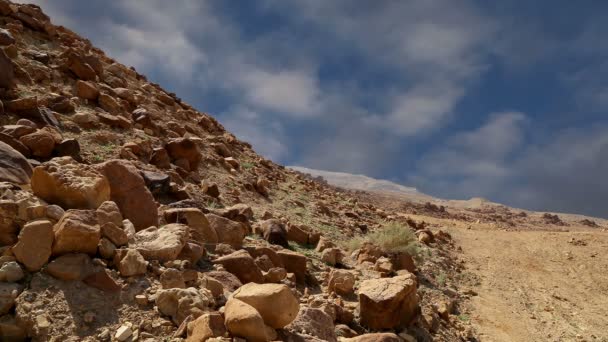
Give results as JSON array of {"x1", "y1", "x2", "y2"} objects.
[{"x1": 0, "y1": 1, "x2": 473, "y2": 341}]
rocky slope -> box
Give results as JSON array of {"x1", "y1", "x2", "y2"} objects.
[{"x1": 0, "y1": 2, "x2": 472, "y2": 341}]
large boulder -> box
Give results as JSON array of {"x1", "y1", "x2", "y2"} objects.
[
  {"x1": 277, "y1": 250, "x2": 307, "y2": 283},
  {"x1": 224, "y1": 298, "x2": 276, "y2": 342},
  {"x1": 12, "y1": 219, "x2": 54, "y2": 271},
  {"x1": 286, "y1": 224, "x2": 310, "y2": 245},
  {"x1": 31, "y1": 157, "x2": 110, "y2": 209},
  {"x1": 165, "y1": 138, "x2": 202, "y2": 171},
  {"x1": 205, "y1": 214, "x2": 245, "y2": 249},
  {"x1": 95, "y1": 160, "x2": 158, "y2": 230},
  {"x1": 214, "y1": 250, "x2": 264, "y2": 284},
  {"x1": 186, "y1": 312, "x2": 226, "y2": 342},
  {"x1": 358, "y1": 273, "x2": 418, "y2": 329},
  {"x1": 19, "y1": 130, "x2": 56, "y2": 158},
  {"x1": 0, "y1": 141, "x2": 32, "y2": 184},
  {"x1": 133, "y1": 224, "x2": 188, "y2": 261},
  {"x1": 155, "y1": 287, "x2": 214, "y2": 325},
  {"x1": 328, "y1": 269, "x2": 355, "y2": 296},
  {"x1": 232, "y1": 283, "x2": 299, "y2": 328},
  {"x1": 287, "y1": 307, "x2": 336, "y2": 342},
  {"x1": 52, "y1": 210, "x2": 100, "y2": 256},
  {"x1": 164, "y1": 208, "x2": 218, "y2": 245}
]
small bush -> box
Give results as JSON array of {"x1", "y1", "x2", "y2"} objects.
[{"x1": 343, "y1": 222, "x2": 420, "y2": 257}]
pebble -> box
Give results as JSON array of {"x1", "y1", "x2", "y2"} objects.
[{"x1": 115, "y1": 324, "x2": 133, "y2": 341}]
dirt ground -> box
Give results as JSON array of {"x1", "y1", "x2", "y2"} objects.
[{"x1": 446, "y1": 224, "x2": 608, "y2": 342}]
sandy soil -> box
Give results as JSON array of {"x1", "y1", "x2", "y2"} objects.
[{"x1": 447, "y1": 224, "x2": 608, "y2": 342}]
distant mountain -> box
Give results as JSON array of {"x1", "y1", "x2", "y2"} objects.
[{"x1": 289, "y1": 166, "x2": 420, "y2": 194}]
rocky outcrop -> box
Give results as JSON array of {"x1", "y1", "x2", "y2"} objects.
[
  {"x1": 31, "y1": 157, "x2": 110, "y2": 209},
  {"x1": 206, "y1": 214, "x2": 245, "y2": 249},
  {"x1": 232, "y1": 283, "x2": 300, "y2": 328},
  {"x1": 358, "y1": 273, "x2": 418, "y2": 329},
  {"x1": 133, "y1": 224, "x2": 188, "y2": 261}
]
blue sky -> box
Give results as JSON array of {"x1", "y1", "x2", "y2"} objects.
[{"x1": 23, "y1": 0, "x2": 608, "y2": 217}]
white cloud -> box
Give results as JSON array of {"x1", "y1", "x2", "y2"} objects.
[{"x1": 239, "y1": 69, "x2": 320, "y2": 116}]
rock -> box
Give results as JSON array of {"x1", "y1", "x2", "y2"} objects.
[
  {"x1": 213, "y1": 143, "x2": 232, "y2": 157},
  {"x1": 358, "y1": 273, "x2": 418, "y2": 329},
  {"x1": 233, "y1": 283, "x2": 299, "y2": 328},
  {"x1": 343, "y1": 333, "x2": 401, "y2": 342},
  {"x1": 334, "y1": 324, "x2": 357, "y2": 338},
  {"x1": 0, "y1": 141, "x2": 32, "y2": 184},
  {"x1": 83, "y1": 268, "x2": 121, "y2": 292},
  {"x1": 328, "y1": 269, "x2": 355, "y2": 296},
  {"x1": 166, "y1": 138, "x2": 202, "y2": 171},
  {"x1": 287, "y1": 307, "x2": 336, "y2": 342},
  {"x1": 374, "y1": 257, "x2": 394, "y2": 275},
  {"x1": 164, "y1": 208, "x2": 218, "y2": 246},
  {"x1": 205, "y1": 271, "x2": 241, "y2": 295},
  {"x1": 259, "y1": 219, "x2": 288, "y2": 248},
  {"x1": 95, "y1": 159, "x2": 158, "y2": 230},
  {"x1": 186, "y1": 312, "x2": 226, "y2": 342},
  {"x1": 286, "y1": 224, "x2": 310, "y2": 245},
  {"x1": 150, "y1": 147, "x2": 171, "y2": 169},
  {"x1": 12, "y1": 219, "x2": 53, "y2": 271},
  {"x1": 0, "y1": 49, "x2": 14, "y2": 89},
  {"x1": 133, "y1": 224, "x2": 188, "y2": 261},
  {"x1": 72, "y1": 112, "x2": 99, "y2": 129},
  {"x1": 391, "y1": 252, "x2": 416, "y2": 273},
  {"x1": 19, "y1": 130, "x2": 56, "y2": 158},
  {"x1": 100, "y1": 222, "x2": 128, "y2": 246},
  {"x1": 45, "y1": 205, "x2": 65, "y2": 221},
  {"x1": 0, "y1": 283, "x2": 22, "y2": 315},
  {"x1": 66, "y1": 50, "x2": 97, "y2": 80},
  {"x1": 0, "y1": 316, "x2": 26, "y2": 341},
  {"x1": 0, "y1": 262, "x2": 24, "y2": 282},
  {"x1": 98, "y1": 93, "x2": 122, "y2": 114},
  {"x1": 255, "y1": 177, "x2": 270, "y2": 197},
  {"x1": 160, "y1": 268, "x2": 186, "y2": 289},
  {"x1": 214, "y1": 250, "x2": 264, "y2": 284},
  {"x1": 46, "y1": 253, "x2": 93, "y2": 280},
  {"x1": 178, "y1": 242, "x2": 206, "y2": 265},
  {"x1": 0, "y1": 200, "x2": 19, "y2": 246},
  {"x1": 98, "y1": 237, "x2": 116, "y2": 259},
  {"x1": 321, "y1": 248, "x2": 343, "y2": 266},
  {"x1": 52, "y1": 209, "x2": 100, "y2": 255},
  {"x1": 263, "y1": 267, "x2": 287, "y2": 283},
  {"x1": 156, "y1": 287, "x2": 214, "y2": 325},
  {"x1": 2, "y1": 125, "x2": 36, "y2": 139},
  {"x1": 206, "y1": 214, "x2": 245, "y2": 249},
  {"x1": 96, "y1": 201, "x2": 123, "y2": 226},
  {"x1": 277, "y1": 250, "x2": 307, "y2": 283},
  {"x1": 0, "y1": 29, "x2": 14, "y2": 46},
  {"x1": 114, "y1": 248, "x2": 147, "y2": 277},
  {"x1": 74, "y1": 80, "x2": 99, "y2": 100},
  {"x1": 201, "y1": 181, "x2": 220, "y2": 198},
  {"x1": 0, "y1": 132, "x2": 30, "y2": 157},
  {"x1": 115, "y1": 325, "x2": 132, "y2": 342},
  {"x1": 224, "y1": 298, "x2": 276, "y2": 342},
  {"x1": 31, "y1": 157, "x2": 110, "y2": 209},
  {"x1": 141, "y1": 170, "x2": 170, "y2": 195},
  {"x1": 54, "y1": 139, "x2": 81, "y2": 160}
]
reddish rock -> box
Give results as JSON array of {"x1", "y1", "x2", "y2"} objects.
[{"x1": 95, "y1": 159, "x2": 158, "y2": 230}]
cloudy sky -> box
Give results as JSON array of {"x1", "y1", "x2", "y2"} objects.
[{"x1": 21, "y1": 0, "x2": 608, "y2": 217}]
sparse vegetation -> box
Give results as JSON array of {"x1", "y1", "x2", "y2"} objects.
[
  {"x1": 241, "y1": 162, "x2": 255, "y2": 170},
  {"x1": 343, "y1": 221, "x2": 421, "y2": 257}
]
